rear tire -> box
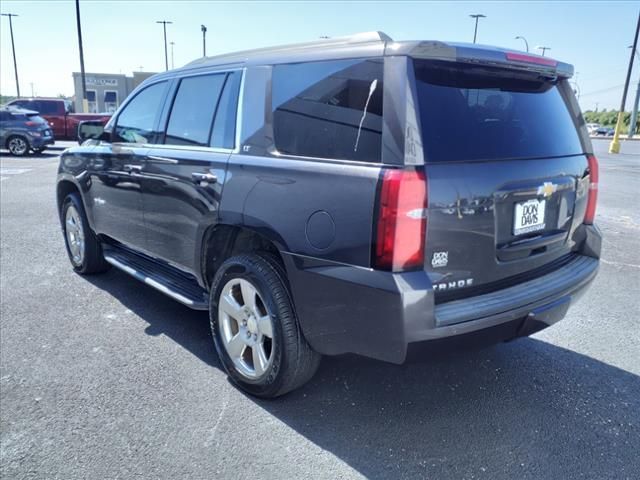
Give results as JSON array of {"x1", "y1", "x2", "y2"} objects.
[
  {"x1": 210, "y1": 253, "x2": 320, "y2": 398},
  {"x1": 6, "y1": 135, "x2": 29, "y2": 156},
  {"x1": 61, "y1": 193, "x2": 110, "y2": 274}
]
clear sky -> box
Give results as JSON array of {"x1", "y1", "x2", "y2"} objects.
[{"x1": 1, "y1": 0, "x2": 638, "y2": 111}]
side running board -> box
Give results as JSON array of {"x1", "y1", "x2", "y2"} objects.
[{"x1": 103, "y1": 246, "x2": 209, "y2": 310}]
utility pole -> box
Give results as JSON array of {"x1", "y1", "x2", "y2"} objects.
[
  {"x1": 595, "y1": 102, "x2": 599, "y2": 113},
  {"x1": 536, "y1": 45, "x2": 551, "y2": 56},
  {"x1": 30, "y1": 82, "x2": 34, "y2": 97},
  {"x1": 515, "y1": 36, "x2": 529, "y2": 52},
  {"x1": 74, "y1": 0, "x2": 88, "y2": 113},
  {"x1": 156, "y1": 20, "x2": 172, "y2": 71},
  {"x1": 201, "y1": 24, "x2": 207, "y2": 57},
  {"x1": 628, "y1": 45, "x2": 640, "y2": 138},
  {"x1": 610, "y1": 11, "x2": 640, "y2": 153},
  {"x1": 469, "y1": 14, "x2": 486, "y2": 44},
  {"x1": 170, "y1": 41, "x2": 175, "y2": 69},
  {"x1": 1, "y1": 13, "x2": 20, "y2": 97}
]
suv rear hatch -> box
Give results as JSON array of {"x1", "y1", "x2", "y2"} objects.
[{"x1": 411, "y1": 56, "x2": 591, "y2": 302}]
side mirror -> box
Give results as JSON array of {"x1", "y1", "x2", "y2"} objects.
[{"x1": 77, "y1": 120, "x2": 109, "y2": 145}]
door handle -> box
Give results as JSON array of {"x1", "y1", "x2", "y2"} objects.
[
  {"x1": 192, "y1": 172, "x2": 218, "y2": 184},
  {"x1": 123, "y1": 164, "x2": 142, "y2": 173}
]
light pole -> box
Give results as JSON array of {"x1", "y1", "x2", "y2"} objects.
[
  {"x1": 627, "y1": 45, "x2": 640, "y2": 138},
  {"x1": 536, "y1": 45, "x2": 551, "y2": 56},
  {"x1": 170, "y1": 41, "x2": 175, "y2": 69},
  {"x1": 201, "y1": 24, "x2": 207, "y2": 57},
  {"x1": 156, "y1": 20, "x2": 172, "y2": 71},
  {"x1": 74, "y1": 0, "x2": 88, "y2": 112},
  {"x1": 515, "y1": 36, "x2": 529, "y2": 52},
  {"x1": 1, "y1": 13, "x2": 20, "y2": 97},
  {"x1": 469, "y1": 14, "x2": 486, "y2": 44},
  {"x1": 610, "y1": 11, "x2": 639, "y2": 153}
]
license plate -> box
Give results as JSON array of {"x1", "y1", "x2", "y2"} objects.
[{"x1": 513, "y1": 199, "x2": 546, "y2": 235}]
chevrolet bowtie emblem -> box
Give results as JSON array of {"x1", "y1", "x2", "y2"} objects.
[{"x1": 537, "y1": 182, "x2": 558, "y2": 198}]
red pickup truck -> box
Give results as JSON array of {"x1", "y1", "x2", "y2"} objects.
[{"x1": 5, "y1": 98, "x2": 110, "y2": 140}]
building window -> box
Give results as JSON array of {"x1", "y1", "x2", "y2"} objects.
[
  {"x1": 86, "y1": 90, "x2": 97, "y2": 113},
  {"x1": 104, "y1": 91, "x2": 118, "y2": 113}
]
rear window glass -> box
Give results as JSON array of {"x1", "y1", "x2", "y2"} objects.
[
  {"x1": 165, "y1": 73, "x2": 225, "y2": 147},
  {"x1": 413, "y1": 60, "x2": 583, "y2": 162},
  {"x1": 272, "y1": 58, "x2": 383, "y2": 162},
  {"x1": 26, "y1": 114, "x2": 46, "y2": 123}
]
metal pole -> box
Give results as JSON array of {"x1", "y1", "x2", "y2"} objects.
[
  {"x1": 156, "y1": 20, "x2": 172, "y2": 71},
  {"x1": 2, "y1": 13, "x2": 20, "y2": 97},
  {"x1": 469, "y1": 14, "x2": 485, "y2": 44},
  {"x1": 610, "y1": 11, "x2": 640, "y2": 153},
  {"x1": 75, "y1": 0, "x2": 88, "y2": 112},
  {"x1": 515, "y1": 36, "x2": 529, "y2": 52},
  {"x1": 629, "y1": 80, "x2": 640, "y2": 137},
  {"x1": 473, "y1": 17, "x2": 479, "y2": 43},
  {"x1": 170, "y1": 41, "x2": 175, "y2": 69},
  {"x1": 201, "y1": 25, "x2": 207, "y2": 57}
]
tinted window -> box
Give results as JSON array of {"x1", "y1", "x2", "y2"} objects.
[
  {"x1": 414, "y1": 60, "x2": 583, "y2": 162},
  {"x1": 115, "y1": 81, "x2": 167, "y2": 144},
  {"x1": 36, "y1": 101, "x2": 59, "y2": 115},
  {"x1": 210, "y1": 71, "x2": 241, "y2": 149},
  {"x1": 272, "y1": 58, "x2": 383, "y2": 162},
  {"x1": 165, "y1": 74, "x2": 225, "y2": 146}
]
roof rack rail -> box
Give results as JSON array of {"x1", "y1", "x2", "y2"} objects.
[{"x1": 186, "y1": 31, "x2": 392, "y2": 67}]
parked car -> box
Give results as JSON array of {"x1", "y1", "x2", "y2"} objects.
[
  {"x1": 586, "y1": 123, "x2": 601, "y2": 134},
  {"x1": 0, "y1": 107, "x2": 54, "y2": 156},
  {"x1": 4, "y1": 97, "x2": 110, "y2": 140},
  {"x1": 59, "y1": 32, "x2": 601, "y2": 398},
  {"x1": 593, "y1": 127, "x2": 615, "y2": 136}
]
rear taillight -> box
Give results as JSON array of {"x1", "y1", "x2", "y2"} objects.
[
  {"x1": 374, "y1": 169, "x2": 428, "y2": 272},
  {"x1": 584, "y1": 154, "x2": 599, "y2": 224}
]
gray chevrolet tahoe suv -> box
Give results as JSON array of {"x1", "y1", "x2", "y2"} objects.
[{"x1": 57, "y1": 32, "x2": 601, "y2": 397}]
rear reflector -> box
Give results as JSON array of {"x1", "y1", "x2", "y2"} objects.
[
  {"x1": 374, "y1": 169, "x2": 428, "y2": 271},
  {"x1": 584, "y1": 154, "x2": 599, "y2": 224},
  {"x1": 506, "y1": 52, "x2": 558, "y2": 67}
]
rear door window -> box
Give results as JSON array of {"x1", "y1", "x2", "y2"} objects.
[
  {"x1": 165, "y1": 73, "x2": 226, "y2": 147},
  {"x1": 272, "y1": 58, "x2": 384, "y2": 162},
  {"x1": 413, "y1": 60, "x2": 583, "y2": 162}
]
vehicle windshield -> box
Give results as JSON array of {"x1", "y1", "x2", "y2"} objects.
[{"x1": 413, "y1": 60, "x2": 583, "y2": 163}]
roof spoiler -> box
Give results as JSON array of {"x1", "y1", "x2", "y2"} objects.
[{"x1": 405, "y1": 41, "x2": 574, "y2": 78}]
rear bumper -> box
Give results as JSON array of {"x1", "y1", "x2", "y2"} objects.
[
  {"x1": 30, "y1": 136, "x2": 55, "y2": 148},
  {"x1": 283, "y1": 225, "x2": 601, "y2": 364}
]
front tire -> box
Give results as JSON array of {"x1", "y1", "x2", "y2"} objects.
[
  {"x1": 6, "y1": 135, "x2": 29, "y2": 156},
  {"x1": 210, "y1": 254, "x2": 320, "y2": 398},
  {"x1": 61, "y1": 193, "x2": 110, "y2": 274}
]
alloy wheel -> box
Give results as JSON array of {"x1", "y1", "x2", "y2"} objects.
[
  {"x1": 8, "y1": 137, "x2": 28, "y2": 156},
  {"x1": 65, "y1": 205, "x2": 85, "y2": 266},
  {"x1": 218, "y1": 278, "x2": 275, "y2": 379}
]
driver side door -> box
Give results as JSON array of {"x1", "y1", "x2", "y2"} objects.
[{"x1": 85, "y1": 80, "x2": 170, "y2": 252}]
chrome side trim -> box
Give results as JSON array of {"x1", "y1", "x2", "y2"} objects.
[{"x1": 233, "y1": 67, "x2": 247, "y2": 154}]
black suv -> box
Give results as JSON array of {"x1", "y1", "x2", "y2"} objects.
[{"x1": 58, "y1": 32, "x2": 601, "y2": 397}]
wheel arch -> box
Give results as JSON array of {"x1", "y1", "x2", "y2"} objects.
[{"x1": 200, "y1": 224, "x2": 286, "y2": 290}]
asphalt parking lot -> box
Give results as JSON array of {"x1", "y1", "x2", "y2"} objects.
[{"x1": 1, "y1": 139, "x2": 638, "y2": 479}]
